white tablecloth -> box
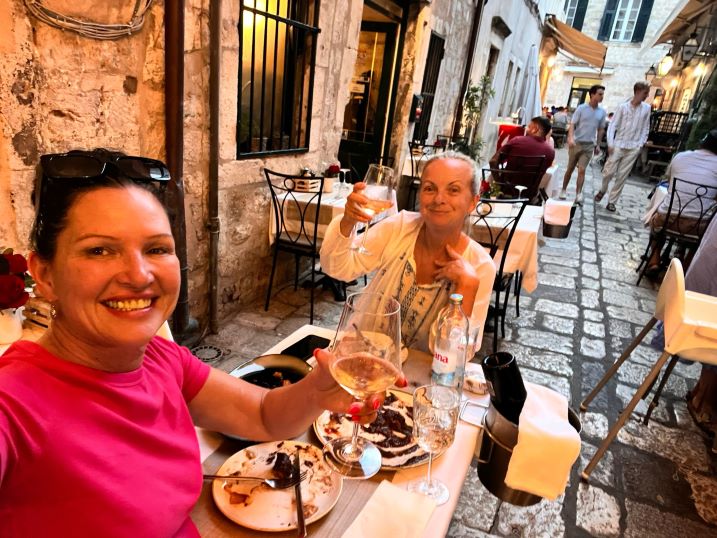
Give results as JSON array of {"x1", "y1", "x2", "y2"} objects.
[{"x1": 472, "y1": 204, "x2": 543, "y2": 292}]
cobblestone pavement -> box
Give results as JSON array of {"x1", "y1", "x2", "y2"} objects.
[{"x1": 203, "y1": 146, "x2": 717, "y2": 537}]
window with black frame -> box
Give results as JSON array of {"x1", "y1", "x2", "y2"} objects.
[{"x1": 237, "y1": 0, "x2": 319, "y2": 158}]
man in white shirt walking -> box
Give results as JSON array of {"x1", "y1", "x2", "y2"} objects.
[{"x1": 594, "y1": 81, "x2": 651, "y2": 211}]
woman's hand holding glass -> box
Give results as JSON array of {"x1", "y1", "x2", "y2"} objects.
[{"x1": 322, "y1": 292, "x2": 403, "y2": 479}]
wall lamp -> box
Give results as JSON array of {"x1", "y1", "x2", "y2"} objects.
[{"x1": 657, "y1": 53, "x2": 674, "y2": 77}]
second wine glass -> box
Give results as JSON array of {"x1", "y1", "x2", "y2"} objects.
[
  {"x1": 323, "y1": 292, "x2": 402, "y2": 479},
  {"x1": 407, "y1": 384, "x2": 460, "y2": 505},
  {"x1": 352, "y1": 164, "x2": 395, "y2": 255}
]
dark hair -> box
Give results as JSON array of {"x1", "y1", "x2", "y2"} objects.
[
  {"x1": 634, "y1": 81, "x2": 650, "y2": 93},
  {"x1": 701, "y1": 129, "x2": 717, "y2": 154},
  {"x1": 588, "y1": 85, "x2": 605, "y2": 96},
  {"x1": 530, "y1": 116, "x2": 552, "y2": 137},
  {"x1": 30, "y1": 148, "x2": 171, "y2": 261}
]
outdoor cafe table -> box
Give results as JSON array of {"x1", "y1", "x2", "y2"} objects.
[
  {"x1": 471, "y1": 204, "x2": 543, "y2": 293},
  {"x1": 192, "y1": 324, "x2": 488, "y2": 537}
]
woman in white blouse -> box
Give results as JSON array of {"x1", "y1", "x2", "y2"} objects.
[{"x1": 320, "y1": 151, "x2": 496, "y2": 354}]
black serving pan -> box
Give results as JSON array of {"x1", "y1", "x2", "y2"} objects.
[{"x1": 233, "y1": 354, "x2": 312, "y2": 389}]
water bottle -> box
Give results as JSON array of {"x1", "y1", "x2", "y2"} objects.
[{"x1": 431, "y1": 293, "x2": 469, "y2": 391}]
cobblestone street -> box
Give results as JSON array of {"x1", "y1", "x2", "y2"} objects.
[{"x1": 204, "y1": 146, "x2": 717, "y2": 537}]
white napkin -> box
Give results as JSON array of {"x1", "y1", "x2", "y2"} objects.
[
  {"x1": 504, "y1": 382, "x2": 581, "y2": 500},
  {"x1": 543, "y1": 199, "x2": 573, "y2": 226},
  {"x1": 341, "y1": 480, "x2": 436, "y2": 538},
  {"x1": 464, "y1": 362, "x2": 488, "y2": 395}
]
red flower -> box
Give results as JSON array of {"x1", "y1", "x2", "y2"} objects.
[
  {"x1": 5, "y1": 253, "x2": 27, "y2": 274},
  {"x1": 327, "y1": 164, "x2": 341, "y2": 175},
  {"x1": 480, "y1": 180, "x2": 490, "y2": 195},
  {"x1": 0, "y1": 274, "x2": 29, "y2": 309}
]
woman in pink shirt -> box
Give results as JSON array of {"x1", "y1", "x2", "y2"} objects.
[{"x1": 0, "y1": 149, "x2": 387, "y2": 536}]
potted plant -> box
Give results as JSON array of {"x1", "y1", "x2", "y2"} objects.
[{"x1": 455, "y1": 75, "x2": 495, "y2": 161}]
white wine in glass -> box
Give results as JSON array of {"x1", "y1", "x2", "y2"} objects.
[
  {"x1": 323, "y1": 292, "x2": 402, "y2": 479},
  {"x1": 352, "y1": 164, "x2": 395, "y2": 255},
  {"x1": 407, "y1": 384, "x2": 460, "y2": 505}
]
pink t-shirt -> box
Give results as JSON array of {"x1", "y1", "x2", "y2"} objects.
[{"x1": 0, "y1": 337, "x2": 211, "y2": 537}]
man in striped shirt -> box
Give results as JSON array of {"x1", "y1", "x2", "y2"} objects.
[{"x1": 594, "y1": 81, "x2": 651, "y2": 212}]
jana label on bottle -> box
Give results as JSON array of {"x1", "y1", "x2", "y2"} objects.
[{"x1": 432, "y1": 347, "x2": 457, "y2": 375}]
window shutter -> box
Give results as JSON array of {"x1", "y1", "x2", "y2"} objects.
[
  {"x1": 573, "y1": 0, "x2": 588, "y2": 31},
  {"x1": 631, "y1": 0, "x2": 654, "y2": 43},
  {"x1": 597, "y1": 0, "x2": 619, "y2": 41}
]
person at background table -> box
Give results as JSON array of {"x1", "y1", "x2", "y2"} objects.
[
  {"x1": 559, "y1": 84, "x2": 607, "y2": 206},
  {"x1": 644, "y1": 129, "x2": 717, "y2": 278},
  {"x1": 320, "y1": 151, "x2": 496, "y2": 355},
  {"x1": 488, "y1": 116, "x2": 555, "y2": 202},
  {"x1": 552, "y1": 107, "x2": 568, "y2": 130},
  {"x1": 0, "y1": 149, "x2": 384, "y2": 537},
  {"x1": 594, "y1": 81, "x2": 651, "y2": 212}
]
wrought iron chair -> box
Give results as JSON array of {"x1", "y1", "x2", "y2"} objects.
[
  {"x1": 436, "y1": 134, "x2": 467, "y2": 151},
  {"x1": 264, "y1": 168, "x2": 325, "y2": 324},
  {"x1": 490, "y1": 153, "x2": 546, "y2": 205},
  {"x1": 636, "y1": 177, "x2": 717, "y2": 285},
  {"x1": 407, "y1": 141, "x2": 442, "y2": 210},
  {"x1": 580, "y1": 258, "x2": 717, "y2": 481},
  {"x1": 470, "y1": 197, "x2": 528, "y2": 353}
]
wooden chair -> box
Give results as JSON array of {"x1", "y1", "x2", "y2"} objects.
[
  {"x1": 581, "y1": 259, "x2": 717, "y2": 481},
  {"x1": 264, "y1": 168, "x2": 325, "y2": 324},
  {"x1": 636, "y1": 177, "x2": 717, "y2": 285},
  {"x1": 470, "y1": 197, "x2": 528, "y2": 352}
]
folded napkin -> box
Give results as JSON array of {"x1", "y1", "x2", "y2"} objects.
[
  {"x1": 341, "y1": 480, "x2": 436, "y2": 538},
  {"x1": 543, "y1": 199, "x2": 573, "y2": 226},
  {"x1": 464, "y1": 362, "x2": 488, "y2": 395},
  {"x1": 504, "y1": 382, "x2": 581, "y2": 500}
]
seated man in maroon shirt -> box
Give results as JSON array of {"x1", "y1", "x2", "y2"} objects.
[{"x1": 488, "y1": 116, "x2": 555, "y2": 202}]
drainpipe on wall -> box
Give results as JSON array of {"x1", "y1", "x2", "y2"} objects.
[
  {"x1": 453, "y1": 0, "x2": 486, "y2": 138},
  {"x1": 165, "y1": 0, "x2": 201, "y2": 345},
  {"x1": 208, "y1": 0, "x2": 221, "y2": 334}
]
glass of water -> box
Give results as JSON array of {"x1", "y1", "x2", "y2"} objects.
[{"x1": 407, "y1": 384, "x2": 460, "y2": 505}]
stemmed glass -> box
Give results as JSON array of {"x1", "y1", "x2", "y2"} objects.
[
  {"x1": 513, "y1": 185, "x2": 527, "y2": 215},
  {"x1": 333, "y1": 169, "x2": 348, "y2": 200},
  {"x1": 351, "y1": 164, "x2": 395, "y2": 255},
  {"x1": 323, "y1": 292, "x2": 402, "y2": 479},
  {"x1": 407, "y1": 384, "x2": 460, "y2": 505}
]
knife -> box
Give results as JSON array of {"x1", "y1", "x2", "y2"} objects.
[{"x1": 293, "y1": 452, "x2": 307, "y2": 537}]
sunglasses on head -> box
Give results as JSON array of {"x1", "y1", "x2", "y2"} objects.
[{"x1": 36, "y1": 151, "x2": 171, "y2": 210}]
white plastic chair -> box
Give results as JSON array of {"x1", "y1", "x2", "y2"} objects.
[
  {"x1": 156, "y1": 320, "x2": 174, "y2": 341},
  {"x1": 580, "y1": 259, "x2": 717, "y2": 481}
]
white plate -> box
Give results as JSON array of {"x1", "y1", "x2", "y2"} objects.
[
  {"x1": 212, "y1": 440, "x2": 342, "y2": 532},
  {"x1": 314, "y1": 389, "x2": 441, "y2": 469}
]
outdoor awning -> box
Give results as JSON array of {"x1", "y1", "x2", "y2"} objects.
[
  {"x1": 639, "y1": 0, "x2": 714, "y2": 54},
  {"x1": 544, "y1": 14, "x2": 607, "y2": 70}
]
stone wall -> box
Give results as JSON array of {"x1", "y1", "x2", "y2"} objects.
[{"x1": 0, "y1": 0, "x2": 166, "y2": 251}]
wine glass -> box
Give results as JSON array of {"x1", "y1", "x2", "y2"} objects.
[
  {"x1": 323, "y1": 292, "x2": 402, "y2": 479},
  {"x1": 351, "y1": 164, "x2": 395, "y2": 255},
  {"x1": 407, "y1": 384, "x2": 460, "y2": 505},
  {"x1": 513, "y1": 185, "x2": 527, "y2": 215}
]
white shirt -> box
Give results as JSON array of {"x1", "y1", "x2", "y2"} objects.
[
  {"x1": 657, "y1": 149, "x2": 717, "y2": 220},
  {"x1": 606, "y1": 100, "x2": 651, "y2": 149},
  {"x1": 320, "y1": 211, "x2": 496, "y2": 354}
]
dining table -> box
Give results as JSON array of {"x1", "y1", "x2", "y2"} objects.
[
  {"x1": 470, "y1": 204, "x2": 544, "y2": 293},
  {"x1": 192, "y1": 324, "x2": 489, "y2": 537}
]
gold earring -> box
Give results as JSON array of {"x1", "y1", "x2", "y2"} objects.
[{"x1": 50, "y1": 303, "x2": 58, "y2": 319}]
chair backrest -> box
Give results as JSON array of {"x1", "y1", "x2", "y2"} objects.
[
  {"x1": 470, "y1": 198, "x2": 528, "y2": 278},
  {"x1": 655, "y1": 258, "x2": 685, "y2": 349},
  {"x1": 436, "y1": 134, "x2": 467, "y2": 151},
  {"x1": 264, "y1": 168, "x2": 325, "y2": 249},
  {"x1": 408, "y1": 141, "x2": 442, "y2": 179},
  {"x1": 660, "y1": 176, "x2": 717, "y2": 240},
  {"x1": 481, "y1": 153, "x2": 545, "y2": 203}
]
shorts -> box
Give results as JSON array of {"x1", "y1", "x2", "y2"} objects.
[
  {"x1": 650, "y1": 211, "x2": 712, "y2": 237},
  {"x1": 567, "y1": 142, "x2": 595, "y2": 171}
]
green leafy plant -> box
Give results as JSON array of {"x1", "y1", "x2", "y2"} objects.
[
  {"x1": 455, "y1": 75, "x2": 495, "y2": 161},
  {"x1": 686, "y1": 68, "x2": 717, "y2": 150}
]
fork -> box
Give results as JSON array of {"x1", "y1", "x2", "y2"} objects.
[{"x1": 203, "y1": 471, "x2": 307, "y2": 489}]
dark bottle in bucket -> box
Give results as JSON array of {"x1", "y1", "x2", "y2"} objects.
[{"x1": 480, "y1": 352, "x2": 527, "y2": 424}]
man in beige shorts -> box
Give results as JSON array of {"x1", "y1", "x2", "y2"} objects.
[{"x1": 559, "y1": 85, "x2": 607, "y2": 205}]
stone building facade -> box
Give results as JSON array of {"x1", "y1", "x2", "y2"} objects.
[
  {"x1": 0, "y1": 0, "x2": 480, "y2": 328},
  {"x1": 542, "y1": 0, "x2": 673, "y2": 113}
]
